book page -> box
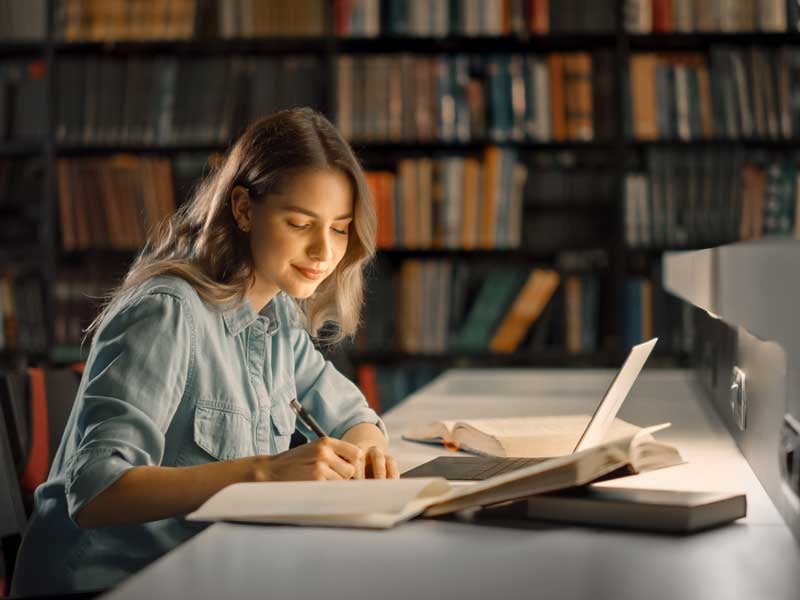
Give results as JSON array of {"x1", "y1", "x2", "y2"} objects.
[
  {"x1": 453, "y1": 416, "x2": 642, "y2": 457},
  {"x1": 186, "y1": 478, "x2": 453, "y2": 522},
  {"x1": 402, "y1": 420, "x2": 459, "y2": 442}
]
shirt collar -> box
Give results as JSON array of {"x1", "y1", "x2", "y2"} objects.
[{"x1": 221, "y1": 294, "x2": 281, "y2": 337}]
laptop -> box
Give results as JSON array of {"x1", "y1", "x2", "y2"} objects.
[{"x1": 400, "y1": 338, "x2": 658, "y2": 481}]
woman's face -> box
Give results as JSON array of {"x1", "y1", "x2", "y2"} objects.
[{"x1": 234, "y1": 168, "x2": 354, "y2": 301}]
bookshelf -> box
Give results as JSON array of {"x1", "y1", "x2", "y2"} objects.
[{"x1": 5, "y1": 0, "x2": 800, "y2": 410}]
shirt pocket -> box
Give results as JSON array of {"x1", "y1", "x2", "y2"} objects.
[
  {"x1": 269, "y1": 382, "x2": 297, "y2": 453},
  {"x1": 192, "y1": 401, "x2": 255, "y2": 462}
]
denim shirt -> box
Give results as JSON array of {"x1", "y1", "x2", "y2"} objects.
[{"x1": 11, "y1": 274, "x2": 387, "y2": 596}]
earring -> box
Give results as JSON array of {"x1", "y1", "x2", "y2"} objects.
[{"x1": 239, "y1": 223, "x2": 250, "y2": 232}]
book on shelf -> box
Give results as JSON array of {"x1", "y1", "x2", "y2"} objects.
[
  {"x1": 186, "y1": 423, "x2": 684, "y2": 529},
  {"x1": 56, "y1": 56, "x2": 324, "y2": 146},
  {"x1": 356, "y1": 261, "x2": 603, "y2": 356},
  {"x1": 402, "y1": 415, "x2": 644, "y2": 458},
  {"x1": 626, "y1": 0, "x2": 795, "y2": 34},
  {"x1": 0, "y1": 158, "x2": 45, "y2": 251},
  {"x1": 365, "y1": 147, "x2": 527, "y2": 250},
  {"x1": 56, "y1": 156, "x2": 177, "y2": 251},
  {"x1": 629, "y1": 46, "x2": 800, "y2": 141},
  {"x1": 625, "y1": 148, "x2": 800, "y2": 248},
  {"x1": 0, "y1": 0, "x2": 45, "y2": 41},
  {"x1": 0, "y1": 60, "x2": 47, "y2": 143},
  {"x1": 54, "y1": 0, "x2": 326, "y2": 41},
  {"x1": 334, "y1": 0, "x2": 616, "y2": 37},
  {"x1": 337, "y1": 51, "x2": 613, "y2": 143},
  {"x1": 0, "y1": 273, "x2": 47, "y2": 355}
]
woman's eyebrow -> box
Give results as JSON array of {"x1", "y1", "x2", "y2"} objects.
[{"x1": 279, "y1": 205, "x2": 353, "y2": 220}]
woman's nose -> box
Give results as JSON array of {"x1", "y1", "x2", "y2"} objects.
[{"x1": 307, "y1": 230, "x2": 334, "y2": 262}]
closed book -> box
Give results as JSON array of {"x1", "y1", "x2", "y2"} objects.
[{"x1": 479, "y1": 485, "x2": 747, "y2": 533}]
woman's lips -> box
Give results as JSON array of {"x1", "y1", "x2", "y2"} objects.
[{"x1": 293, "y1": 265, "x2": 325, "y2": 280}]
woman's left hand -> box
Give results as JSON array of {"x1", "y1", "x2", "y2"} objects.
[{"x1": 356, "y1": 445, "x2": 400, "y2": 479}]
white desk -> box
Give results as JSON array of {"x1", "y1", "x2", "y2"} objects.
[{"x1": 101, "y1": 369, "x2": 800, "y2": 600}]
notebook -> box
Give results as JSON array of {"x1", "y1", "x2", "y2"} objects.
[
  {"x1": 401, "y1": 338, "x2": 659, "y2": 481},
  {"x1": 185, "y1": 423, "x2": 685, "y2": 529},
  {"x1": 472, "y1": 485, "x2": 747, "y2": 533}
]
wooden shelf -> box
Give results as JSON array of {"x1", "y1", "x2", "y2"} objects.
[
  {"x1": 52, "y1": 139, "x2": 612, "y2": 156},
  {"x1": 0, "y1": 141, "x2": 45, "y2": 158},
  {"x1": 0, "y1": 40, "x2": 45, "y2": 57},
  {"x1": 335, "y1": 33, "x2": 617, "y2": 53},
  {"x1": 630, "y1": 139, "x2": 800, "y2": 150},
  {"x1": 53, "y1": 37, "x2": 330, "y2": 56},
  {"x1": 627, "y1": 32, "x2": 800, "y2": 50}
]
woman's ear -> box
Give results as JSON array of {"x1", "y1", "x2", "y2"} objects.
[{"x1": 230, "y1": 185, "x2": 253, "y2": 232}]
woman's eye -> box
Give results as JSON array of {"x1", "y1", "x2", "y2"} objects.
[
  {"x1": 332, "y1": 227, "x2": 349, "y2": 236},
  {"x1": 288, "y1": 222, "x2": 309, "y2": 230}
]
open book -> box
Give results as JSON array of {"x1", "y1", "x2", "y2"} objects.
[
  {"x1": 402, "y1": 415, "x2": 643, "y2": 457},
  {"x1": 186, "y1": 423, "x2": 685, "y2": 529}
]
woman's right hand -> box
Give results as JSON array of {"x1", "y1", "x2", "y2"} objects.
[{"x1": 250, "y1": 437, "x2": 365, "y2": 482}]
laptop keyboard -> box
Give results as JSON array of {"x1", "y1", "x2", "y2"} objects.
[{"x1": 401, "y1": 456, "x2": 554, "y2": 481}]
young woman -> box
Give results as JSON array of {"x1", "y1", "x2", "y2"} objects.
[{"x1": 11, "y1": 108, "x2": 399, "y2": 597}]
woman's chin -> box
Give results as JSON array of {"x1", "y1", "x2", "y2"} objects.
[{"x1": 281, "y1": 280, "x2": 319, "y2": 299}]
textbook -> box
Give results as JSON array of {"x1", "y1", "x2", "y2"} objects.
[
  {"x1": 186, "y1": 423, "x2": 685, "y2": 529},
  {"x1": 475, "y1": 486, "x2": 747, "y2": 533},
  {"x1": 401, "y1": 415, "x2": 643, "y2": 458}
]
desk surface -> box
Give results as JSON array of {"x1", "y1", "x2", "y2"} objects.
[{"x1": 101, "y1": 369, "x2": 800, "y2": 600}]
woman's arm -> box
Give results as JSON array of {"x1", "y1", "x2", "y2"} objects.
[
  {"x1": 76, "y1": 436, "x2": 367, "y2": 528},
  {"x1": 74, "y1": 457, "x2": 260, "y2": 529}
]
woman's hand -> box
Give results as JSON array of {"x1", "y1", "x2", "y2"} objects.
[
  {"x1": 252, "y1": 437, "x2": 364, "y2": 481},
  {"x1": 355, "y1": 444, "x2": 400, "y2": 479}
]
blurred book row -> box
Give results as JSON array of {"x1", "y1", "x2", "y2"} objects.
[
  {"x1": 625, "y1": 0, "x2": 800, "y2": 34},
  {"x1": 3, "y1": 0, "x2": 621, "y2": 42},
  {"x1": 357, "y1": 364, "x2": 440, "y2": 413},
  {"x1": 1, "y1": 159, "x2": 45, "y2": 252},
  {"x1": 338, "y1": 52, "x2": 614, "y2": 143},
  {"x1": 56, "y1": 156, "x2": 177, "y2": 251},
  {"x1": 0, "y1": 272, "x2": 47, "y2": 355},
  {"x1": 629, "y1": 47, "x2": 800, "y2": 141},
  {"x1": 55, "y1": 56, "x2": 322, "y2": 145},
  {"x1": 0, "y1": 61, "x2": 48, "y2": 142},
  {"x1": 56, "y1": 0, "x2": 327, "y2": 40},
  {"x1": 357, "y1": 260, "x2": 685, "y2": 358},
  {"x1": 624, "y1": 149, "x2": 800, "y2": 248},
  {"x1": 366, "y1": 148, "x2": 527, "y2": 250},
  {"x1": 48, "y1": 150, "x2": 618, "y2": 255},
  {"x1": 336, "y1": 0, "x2": 616, "y2": 37}
]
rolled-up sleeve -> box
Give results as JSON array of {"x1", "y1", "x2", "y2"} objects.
[
  {"x1": 291, "y1": 327, "x2": 387, "y2": 442},
  {"x1": 64, "y1": 291, "x2": 194, "y2": 524}
]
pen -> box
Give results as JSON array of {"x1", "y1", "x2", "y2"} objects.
[{"x1": 289, "y1": 398, "x2": 328, "y2": 439}]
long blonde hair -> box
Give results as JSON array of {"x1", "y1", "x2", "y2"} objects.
[{"x1": 86, "y1": 107, "x2": 377, "y2": 345}]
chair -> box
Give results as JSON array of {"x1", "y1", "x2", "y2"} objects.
[{"x1": 0, "y1": 374, "x2": 27, "y2": 597}]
